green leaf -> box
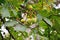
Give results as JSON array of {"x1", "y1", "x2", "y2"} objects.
[
  {"x1": 43, "y1": 17, "x2": 53, "y2": 27},
  {"x1": 53, "y1": 20, "x2": 60, "y2": 32},
  {"x1": 50, "y1": 15, "x2": 60, "y2": 32},
  {"x1": 8, "y1": 27, "x2": 23, "y2": 40},
  {"x1": 1, "y1": 7, "x2": 10, "y2": 18},
  {"x1": 40, "y1": 36, "x2": 48, "y2": 40},
  {"x1": 37, "y1": 14, "x2": 42, "y2": 22},
  {"x1": 11, "y1": 9, "x2": 17, "y2": 16},
  {"x1": 0, "y1": 0, "x2": 5, "y2": 4},
  {"x1": 14, "y1": 24, "x2": 27, "y2": 32},
  {"x1": 40, "y1": 10, "x2": 51, "y2": 17},
  {"x1": 24, "y1": 0, "x2": 28, "y2": 3},
  {"x1": 5, "y1": 21, "x2": 18, "y2": 26},
  {"x1": 39, "y1": 20, "x2": 48, "y2": 29}
]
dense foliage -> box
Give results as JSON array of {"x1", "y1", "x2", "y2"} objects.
[{"x1": 0, "y1": 0, "x2": 60, "y2": 40}]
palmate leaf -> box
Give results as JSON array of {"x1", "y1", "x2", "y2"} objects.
[{"x1": 1, "y1": 7, "x2": 10, "y2": 18}]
